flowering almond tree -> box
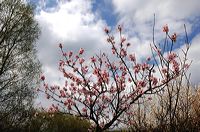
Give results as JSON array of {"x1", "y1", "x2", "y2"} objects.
[{"x1": 40, "y1": 25, "x2": 190, "y2": 132}]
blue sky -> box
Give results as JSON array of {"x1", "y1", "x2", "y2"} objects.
[{"x1": 29, "y1": 0, "x2": 200, "y2": 93}]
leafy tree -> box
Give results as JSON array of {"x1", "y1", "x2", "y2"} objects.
[
  {"x1": 0, "y1": 0, "x2": 40, "y2": 130},
  {"x1": 26, "y1": 111, "x2": 90, "y2": 132},
  {"x1": 40, "y1": 24, "x2": 190, "y2": 132}
]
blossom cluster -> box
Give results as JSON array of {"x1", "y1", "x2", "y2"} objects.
[{"x1": 40, "y1": 24, "x2": 190, "y2": 131}]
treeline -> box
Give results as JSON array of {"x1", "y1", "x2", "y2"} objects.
[{"x1": 1, "y1": 111, "x2": 90, "y2": 132}]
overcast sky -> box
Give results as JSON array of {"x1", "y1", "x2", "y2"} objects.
[{"x1": 29, "y1": 0, "x2": 200, "y2": 105}]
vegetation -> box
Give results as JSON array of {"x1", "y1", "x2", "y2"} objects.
[
  {"x1": 0, "y1": 0, "x2": 40, "y2": 131},
  {"x1": 26, "y1": 112, "x2": 91, "y2": 132},
  {"x1": 0, "y1": 0, "x2": 199, "y2": 132}
]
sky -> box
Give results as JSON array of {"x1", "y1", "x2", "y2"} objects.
[{"x1": 28, "y1": 0, "x2": 200, "y2": 105}]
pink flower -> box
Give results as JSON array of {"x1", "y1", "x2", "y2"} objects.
[
  {"x1": 150, "y1": 77, "x2": 158, "y2": 86},
  {"x1": 59, "y1": 43, "x2": 62, "y2": 49},
  {"x1": 112, "y1": 47, "x2": 116, "y2": 54},
  {"x1": 118, "y1": 25, "x2": 122, "y2": 32},
  {"x1": 91, "y1": 56, "x2": 96, "y2": 63},
  {"x1": 127, "y1": 43, "x2": 131, "y2": 47},
  {"x1": 120, "y1": 48, "x2": 127, "y2": 57},
  {"x1": 141, "y1": 63, "x2": 149, "y2": 71},
  {"x1": 172, "y1": 60, "x2": 179, "y2": 75},
  {"x1": 60, "y1": 90, "x2": 66, "y2": 97},
  {"x1": 41, "y1": 75, "x2": 45, "y2": 81},
  {"x1": 171, "y1": 33, "x2": 177, "y2": 42},
  {"x1": 104, "y1": 27, "x2": 109, "y2": 34},
  {"x1": 134, "y1": 64, "x2": 141, "y2": 73},
  {"x1": 121, "y1": 37, "x2": 126, "y2": 43},
  {"x1": 46, "y1": 94, "x2": 50, "y2": 99},
  {"x1": 147, "y1": 57, "x2": 151, "y2": 61},
  {"x1": 162, "y1": 68, "x2": 167, "y2": 74},
  {"x1": 163, "y1": 24, "x2": 169, "y2": 33},
  {"x1": 128, "y1": 77, "x2": 132, "y2": 83},
  {"x1": 64, "y1": 101, "x2": 68, "y2": 106},
  {"x1": 63, "y1": 52, "x2": 67, "y2": 56},
  {"x1": 69, "y1": 51, "x2": 73, "y2": 58},
  {"x1": 137, "y1": 80, "x2": 146, "y2": 88},
  {"x1": 79, "y1": 48, "x2": 84, "y2": 55},
  {"x1": 82, "y1": 107, "x2": 87, "y2": 113},
  {"x1": 167, "y1": 52, "x2": 177, "y2": 62},
  {"x1": 67, "y1": 105, "x2": 72, "y2": 110},
  {"x1": 79, "y1": 58, "x2": 85, "y2": 64},
  {"x1": 129, "y1": 54, "x2": 136, "y2": 62},
  {"x1": 184, "y1": 63, "x2": 190, "y2": 69},
  {"x1": 148, "y1": 97, "x2": 152, "y2": 100},
  {"x1": 81, "y1": 66, "x2": 88, "y2": 74}
]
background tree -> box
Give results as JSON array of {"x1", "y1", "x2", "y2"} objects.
[
  {"x1": 26, "y1": 111, "x2": 90, "y2": 132},
  {"x1": 0, "y1": 0, "x2": 40, "y2": 130}
]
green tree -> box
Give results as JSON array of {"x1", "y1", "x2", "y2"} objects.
[
  {"x1": 27, "y1": 112, "x2": 90, "y2": 132},
  {"x1": 0, "y1": 0, "x2": 40, "y2": 130}
]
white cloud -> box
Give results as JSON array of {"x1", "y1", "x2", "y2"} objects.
[
  {"x1": 34, "y1": 0, "x2": 200, "y2": 107},
  {"x1": 187, "y1": 34, "x2": 200, "y2": 84},
  {"x1": 34, "y1": 0, "x2": 108, "y2": 106},
  {"x1": 36, "y1": 0, "x2": 106, "y2": 74},
  {"x1": 112, "y1": 0, "x2": 200, "y2": 84},
  {"x1": 112, "y1": 0, "x2": 200, "y2": 40}
]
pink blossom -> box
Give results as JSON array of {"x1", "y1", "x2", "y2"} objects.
[
  {"x1": 148, "y1": 97, "x2": 152, "y2": 100},
  {"x1": 79, "y1": 58, "x2": 85, "y2": 64},
  {"x1": 59, "y1": 43, "x2": 62, "y2": 49},
  {"x1": 46, "y1": 94, "x2": 50, "y2": 99},
  {"x1": 121, "y1": 37, "x2": 126, "y2": 43},
  {"x1": 120, "y1": 48, "x2": 127, "y2": 57},
  {"x1": 172, "y1": 60, "x2": 179, "y2": 75},
  {"x1": 137, "y1": 80, "x2": 146, "y2": 88},
  {"x1": 150, "y1": 77, "x2": 158, "y2": 86},
  {"x1": 82, "y1": 108, "x2": 87, "y2": 114},
  {"x1": 129, "y1": 54, "x2": 135, "y2": 62},
  {"x1": 104, "y1": 27, "x2": 109, "y2": 34},
  {"x1": 60, "y1": 90, "x2": 66, "y2": 97},
  {"x1": 162, "y1": 68, "x2": 167, "y2": 74},
  {"x1": 128, "y1": 77, "x2": 132, "y2": 83},
  {"x1": 141, "y1": 63, "x2": 149, "y2": 71},
  {"x1": 67, "y1": 105, "x2": 72, "y2": 110},
  {"x1": 69, "y1": 51, "x2": 73, "y2": 58},
  {"x1": 127, "y1": 43, "x2": 131, "y2": 47},
  {"x1": 112, "y1": 47, "x2": 116, "y2": 54},
  {"x1": 41, "y1": 75, "x2": 45, "y2": 81},
  {"x1": 134, "y1": 64, "x2": 141, "y2": 73},
  {"x1": 163, "y1": 24, "x2": 169, "y2": 33},
  {"x1": 79, "y1": 48, "x2": 84, "y2": 55},
  {"x1": 63, "y1": 52, "x2": 67, "y2": 56},
  {"x1": 91, "y1": 56, "x2": 96, "y2": 63},
  {"x1": 171, "y1": 33, "x2": 177, "y2": 42},
  {"x1": 167, "y1": 52, "x2": 177, "y2": 62},
  {"x1": 184, "y1": 63, "x2": 190, "y2": 69},
  {"x1": 64, "y1": 100, "x2": 68, "y2": 106},
  {"x1": 147, "y1": 57, "x2": 151, "y2": 61},
  {"x1": 118, "y1": 25, "x2": 122, "y2": 32}
]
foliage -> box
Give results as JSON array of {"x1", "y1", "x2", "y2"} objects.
[
  {"x1": 0, "y1": 0, "x2": 41, "y2": 130},
  {"x1": 27, "y1": 111, "x2": 90, "y2": 132}
]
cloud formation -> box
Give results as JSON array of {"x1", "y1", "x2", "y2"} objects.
[
  {"x1": 34, "y1": 0, "x2": 200, "y2": 107},
  {"x1": 112, "y1": 0, "x2": 200, "y2": 39},
  {"x1": 35, "y1": 0, "x2": 107, "y2": 83},
  {"x1": 112, "y1": 0, "x2": 200, "y2": 83},
  {"x1": 34, "y1": 0, "x2": 108, "y2": 106}
]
